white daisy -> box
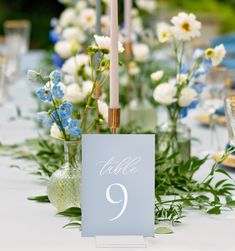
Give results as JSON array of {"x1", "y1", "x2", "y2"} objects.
[
  {"x1": 171, "y1": 12, "x2": 201, "y2": 41},
  {"x1": 59, "y1": 8, "x2": 77, "y2": 27},
  {"x1": 62, "y1": 27, "x2": 86, "y2": 43},
  {"x1": 132, "y1": 43, "x2": 150, "y2": 62},
  {"x1": 98, "y1": 100, "x2": 109, "y2": 122},
  {"x1": 151, "y1": 70, "x2": 164, "y2": 82},
  {"x1": 54, "y1": 40, "x2": 73, "y2": 59},
  {"x1": 94, "y1": 35, "x2": 125, "y2": 53},
  {"x1": 80, "y1": 8, "x2": 96, "y2": 30},
  {"x1": 157, "y1": 22, "x2": 172, "y2": 43}
]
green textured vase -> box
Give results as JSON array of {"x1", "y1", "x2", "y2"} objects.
[{"x1": 47, "y1": 140, "x2": 81, "y2": 212}]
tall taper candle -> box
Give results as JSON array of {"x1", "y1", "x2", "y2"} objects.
[
  {"x1": 96, "y1": 0, "x2": 101, "y2": 35},
  {"x1": 124, "y1": 0, "x2": 132, "y2": 42},
  {"x1": 110, "y1": 0, "x2": 119, "y2": 108}
]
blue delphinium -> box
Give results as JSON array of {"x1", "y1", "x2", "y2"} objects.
[
  {"x1": 49, "y1": 70, "x2": 62, "y2": 84},
  {"x1": 67, "y1": 119, "x2": 81, "y2": 137},
  {"x1": 51, "y1": 110, "x2": 69, "y2": 130},
  {"x1": 52, "y1": 53, "x2": 64, "y2": 68},
  {"x1": 52, "y1": 84, "x2": 64, "y2": 99},
  {"x1": 49, "y1": 30, "x2": 59, "y2": 44},
  {"x1": 36, "y1": 87, "x2": 52, "y2": 102},
  {"x1": 59, "y1": 102, "x2": 73, "y2": 119},
  {"x1": 37, "y1": 112, "x2": 52, "y2": 129}
]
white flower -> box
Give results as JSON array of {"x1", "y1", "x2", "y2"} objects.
[
  {"x1": 176, "y1": 73, "x2": 188, "y2": 84},
  {"x1": 212, "y1": 44, "x2": 226, "y2": 66},
  {"x1": 54, "y1": 40, "x2": 73, "y2": 59},
  {"x1": 50, "y1": 124, "x2": 64, "y2": 140},
  {"x1": 27, "y1": 70, "x2": 41, "y2": 82},
  {"x1": 101, "y1": 15, "x2": 110, "y2": 35},
  {"x1": 132, "y1": 43, "x2": 150, "y2": 62},
  {"x1": 153, "y1": 83, "x2": 176, "y2": 105},
  {"x1": 62, "y1": 27, "x2": 86, "y2": 43},
  {"x1": 98, "y1": 100, "x2": 108, "y2": 122},
  {"x1": 62, "y1": 54, "x2": 90, "y2": 81},
  {"x1": 75, "y1": 1, "x2": 87, "y2": 11},
  {"x1": 136, "y1": 0, "x2": 157, "y2": 13},
  {"x1": 59, "y1": 8, "x2": 77, "y2": 27},
  {"x1": 178, "y1": 87, "x2": 197, "y2": 107},
  {"x1": 193, "y1": 48, "x2": 204, "y2": 60},
  {"x1": 151, "y1": 70, "x2": 164, "y2": 82},
  {"x1": 82, "y1": 80, "x2": 93, "y2": 95},
  {"x1": 132, "y1": 17, "x2": 143, "y2": 34},
  {"x1": 157, "y1": 22, "x2": 172, "y2": 43},
  {"x1": 80, "y1": 8, "x2": 96, "y2": 30},
  {"x1": 171, "y1": 12, "x2": 201, "y2": 41},
  {"x1": 94, "y1": 35, "x2": 124, "y2": 53},
  {"x1": 129, "y1": 62, "x2": 140, "y2": 75}
]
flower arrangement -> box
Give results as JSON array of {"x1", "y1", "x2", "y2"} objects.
[
  {"x1": 28, "y1": 35, "x2": 124, "y2": 140},
  {"x1": 152, "y1": 12, "x2": 226, "y2": 123}
]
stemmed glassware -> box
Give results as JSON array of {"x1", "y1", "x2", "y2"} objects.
[{"x1": 200, "y1": 67, "x2": 228, "y2": 152}]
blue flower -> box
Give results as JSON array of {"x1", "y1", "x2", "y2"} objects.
[
  {"x1": 194, "y1": 68, "x2": 206, "y2": 79},
  {"x1": 59, "y1": 102, "x2": 73, "y2": 119},
  {"x1": 179, "y1": 107, "x2": 188, "y2": 118},
  {"x1": 180, "y1": 64, "x2": 188, "y2": 74},
  {"x1": 51, "y1": 110, "x2": 69, "y2": 130},
  {"x1": 191, "y1": 82, "x2": 205, "y2": 94},
  {"x1": 49, "y1": 70, "x2": 62, "y2": 84},
  {"x1": 202, "y1": 58, "x2": 212, "y2": 71},
  {"x1": 49, "y1": 30, "x2": 59, "y2": 44},
  {"x1": 37, "y1": 112, "x2": 52, "y2": 129},
  {"x1": 67, "y1": 119, "x2": 81, "y2": 137},
  {"x1": 52, "y1": 84, "x2": 64, "y2": 99},
  {"x1": 52, "y1": 53, "x2": 64, "y2": 68},
  {"x1": 36, "y1": 87, "x2": 52, "y2": 102}
]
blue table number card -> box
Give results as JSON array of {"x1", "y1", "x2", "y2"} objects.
[{"x1": 82, "y1": 134, "x2": 155, "y2": 237}]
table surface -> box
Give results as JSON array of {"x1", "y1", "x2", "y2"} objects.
[{"x1": 0, "y1": 51, "x2": 235, "y2": 251}]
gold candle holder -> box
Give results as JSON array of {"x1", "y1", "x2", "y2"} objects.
[
  {"x1": 124, "y1": 41, "x2": 132, "y2": 57},
  {"x1": 108, "y1": 108, "x2": 121, "y2": 134}
]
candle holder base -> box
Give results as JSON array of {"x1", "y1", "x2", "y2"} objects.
[{"x1": 108, "y1": 108, "x2": 120, "y2": 134}]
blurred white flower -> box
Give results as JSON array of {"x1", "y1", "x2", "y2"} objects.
[
  {"x1": 136, "y1": 0, "x2": 157, "y2": 13},
  {"x1": 62, "y1": 54, "x2": 90, "y2": 80},
  {"x1": 132, "y1": 17, "x2": 143, "y2": 34},
  {"x1": 211, "y1": 44, "x2": 226, "y2": 66},
  {"x1": 157, "y1": 22, "x2": 172, "y2": 43},
  {"x1": 80, "y1": 8, "x2": 96, "y2": 30},
  {"x1": 94, "y1": 35, "x2": 124, "y2": 53},
  {"x1": 178, "y1": 87, "x2": 197, "y2": 107},
  {"x1": 193, "y1": 48, "x2": 204, "y2": 60},
  {"x1": 98, "y1": 100, "x2": 109, "y2": 122},
  {"x1": 83, "y1": 80, "x2": 93, "y2": 95},
  {"x1": 129, "y1": 62, "x2": 140, "y2": 75},
  {"x1": 101, "y1": 15, "x2": 110, "y2": 35},
  {"x1": 75, "y1": 1, "x2": 87, "y2": 11},
  {"x1": 151, "y1": 70, "x2": 164, "y2": 82},
  {"x1": 50, "y1": 124, "x2": 64, "y2": 140},
  {"x1": 171, "y1": 12, "x2": 201, "y2": 41},
  {"x1": 59, "y1": 8, "x2": 77, "y2": 27},
  {"x1": 153, "y1": 83, "x2": 176, "y2": 105},
  {"x1": 132, "y1": 43, "x2": 150, "y2": 62},
  {"x1": 176, "y1": 73, "x2": 188, "y2": 84},
  {"x1": 62, "y1": 27, "x2": 86, "y2": 43},
  {"x1": 54, "y1": 40, "x2": 73, "y2": 59}
]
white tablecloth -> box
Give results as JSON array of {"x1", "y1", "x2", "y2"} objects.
[{"x1": 0, "y1": 51, "x2": 235, "y2": 251}]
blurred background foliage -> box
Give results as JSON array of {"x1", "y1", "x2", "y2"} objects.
[{"x1": 0, "y1": 0, "x2": 235, "y2": 49}]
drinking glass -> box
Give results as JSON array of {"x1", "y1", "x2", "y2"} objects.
[
  {"x1": 4, "y1": 20, "x2": 31, "y2": 80},
  {"x1": 200, "y1": 67, "x2": 228, "y2": 151},
  {"x1": 224, "y1": 96, "x2": 235, "y2": 147},
  {"x1": 0, "y1": 56, "x2": 7, "y2": 104}
]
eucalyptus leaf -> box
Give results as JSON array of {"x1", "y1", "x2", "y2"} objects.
[
  {"x1": 28, "y1": 195, "x2": 50, "y2": 203},
  {"x1": 155, "y1": 227, "x2": 173, "y2": 234}
]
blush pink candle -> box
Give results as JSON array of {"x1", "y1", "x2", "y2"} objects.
[
  {"x1": 110, "y1": 0, "x2": 119, "y2": 108},
  {"x1": 124, "y1": 0, "x2": 132, "y2": 42}
]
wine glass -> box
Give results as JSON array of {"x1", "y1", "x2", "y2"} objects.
[{"x1": 200, "y1": 67, "x2": 228, "y2": 152}]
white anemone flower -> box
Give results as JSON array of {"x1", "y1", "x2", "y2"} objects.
[
  {"x1": 59, "y1": 8, "x2": 77, "y2": 27},
  {"x1": 212, "y1": 44, "x2": 226, "y2": 66},
  {"x1": 171, "y1": 12, "x2": 201, "y2": 41},
  {"x1": 80, "y1": 8, "x2": 96, "y2": 30},
  {"x1": 62, "y1": 27, "x2": 86, "y2": 43},
  {"x1": 54, "y1": 40, "x2": 73, "y2": 59},
  {"x1": 101, "y1": 15, "x2": 110, "y2": 35},
  {"x1": 132, "y1": 43, "x2": 150, "y2": 62},
  {"x1": 75, "y1": 1, "x2": 87, "y2": 11},
  {"x1": 136, "y1": 0, "x2": 157, "y2": 13}
]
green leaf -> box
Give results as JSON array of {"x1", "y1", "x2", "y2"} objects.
[
  {"x1": 63, "y1": 222, "x2": 81, "y2": 228},
  {"x1": 28, "y1": 195, "x2": 50, "y2": 203},
  {"x1": 207, "y1": 206, "x2": 221, "y2": 215},
  {"x1": 57, "y1": 207, "x2": 81, "y2": 217},
  {"x1": 155, "y1": 227, "x2": 173, "y2": 234}
]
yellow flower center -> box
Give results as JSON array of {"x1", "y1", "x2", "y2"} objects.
[
  {"x1": 86, "y1": 16, "x2": 93, "y2": 23},
  {"x1": 181, "y1": 22, "x2": 191, "y2": 32},
  {"x1": 161, "y1": 32, "x2": 168, "y2": 38},
  {"x1": 204, "y1": 48, "x2": 215, "y2": 58}
]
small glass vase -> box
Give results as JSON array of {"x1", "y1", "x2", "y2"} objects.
[
  {"x1": 47, "y1": 140, "x2": 81, "y2": 212},
  {"x1": 156, "y1": 121, "x2": 191, "y2": 162}
]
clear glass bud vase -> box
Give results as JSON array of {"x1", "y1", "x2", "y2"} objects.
[
  {"x1": 156, "y1": 121, "x2": 191, "y2": 162},
  {"x1": 47, "y1": 140, "x2": 81, "y2": 212}
]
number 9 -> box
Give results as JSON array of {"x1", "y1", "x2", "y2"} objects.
[{"x1": 106, "y1": 183, "x2": 128, "y2": 221}]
